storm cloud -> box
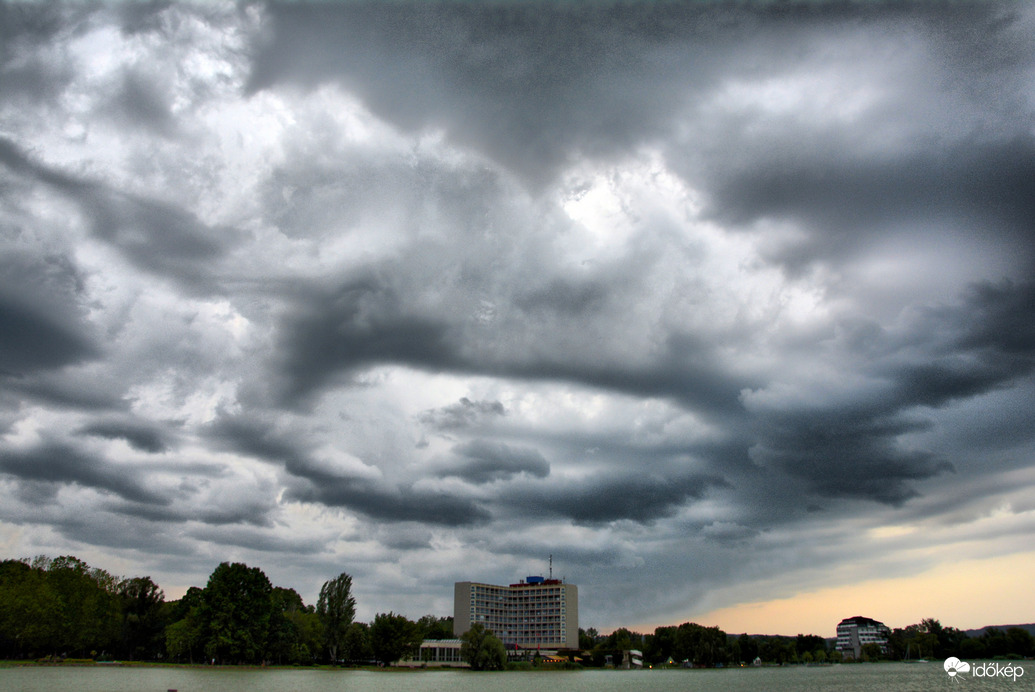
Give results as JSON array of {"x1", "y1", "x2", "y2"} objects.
[{"x1": 1, "y1": 0, "x2": 1033, "y2": 632}]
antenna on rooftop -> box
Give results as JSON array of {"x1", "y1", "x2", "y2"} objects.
[{"x1": 549, "y1": 554, "x2": 553, "y2": 579}]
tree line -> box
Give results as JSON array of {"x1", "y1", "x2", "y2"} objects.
[
  {"x1": 0, "y1": 555, "x2": 450, "y2": 665},
  {"x1": 4, "y1": 555, "x2": 1032, "y2": 667},
  {"x1": 578, "y1": 617, "x2": 1035, "y2": 667}
]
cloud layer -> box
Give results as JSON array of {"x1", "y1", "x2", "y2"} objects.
[{"x1": 1, "y1": 1, "x2": 1034, "y2": 631}]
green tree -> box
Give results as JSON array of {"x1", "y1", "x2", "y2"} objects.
[
  {"x1": 165, "y1": 587, "x2": 205, "y2": 663},
  {"x1": 117, "y1": 576, "x2": 165, "y2": 660},
  {"x1": 861, "y1": 642, "x2": 884, "y2": 661},
  {"x1": 579, "y1": 627, "x2": 601, "y2": 651},
  {"x1": 737, "y1": 633, "x2": 758, "y2": 664},
  {"x1": 1005, "y1": 627, "x2": 1035, "y2": 658},
  {"x1": 0, "y1": 558, "x2": 61, "y2": 657},
  {"x1": 460, "y1": 623, "x2": 507, "y2": 670},
  {"x1": 606, "y1": 627, "x2": 636, "y2": 651},
  {"x1": 268, "y1": 587, "x2": 310, "y2": 665},
  {"x1": 645, "y1": 626, "x2": 676, "y2": 664},
  {"x1": 416, "y1": 614, "x2": 454, "y2": 640},
  {"x1": 342, "y1": 621, "x2": 373, "y2": 663},
  {"x1": 203, "y1": 562, "x2": 273, "y2": 664},
  {"x1": 369, "y1": 612, "x2": 421, "y2": 665},
  {"x1": 317, "y1": 571, "x2": 356, "y2": 663},
  {"x1": 796, "y1": 633, "x2": 826, "y2": 658},
  {"x1": 44, "y1": 555, "x2": 121, "y2": 657},
  {"x1": 674, "y1": 622, "x2": 728, "y2": 667}
]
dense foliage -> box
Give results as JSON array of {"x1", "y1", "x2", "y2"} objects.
[
  {"x1": 0, "y1": 555, "x2": 424, "y2": 665},
  {"x1": 459, "y1": 623, "x2": 507, "y2": 670},
  {"x1": 369, "y1": 611, "x2": 422, "y2": 665}
]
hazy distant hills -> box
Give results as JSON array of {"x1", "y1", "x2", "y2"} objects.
[{"x1": 964, "y1": 623, "x2": 1035, "y2": 638}]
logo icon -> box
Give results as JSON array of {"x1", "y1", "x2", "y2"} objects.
[{"x1": 944, "y1": 656, "x2": 971, "y2": 679}]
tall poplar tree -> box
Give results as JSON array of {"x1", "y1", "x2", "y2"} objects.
[{"x1": 317, "y1": 571, "x2": 356, "y2": 663}]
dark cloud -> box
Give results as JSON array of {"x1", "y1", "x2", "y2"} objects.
[
  {"x1": 704, "y1": 137, "x2": 1035, "y2": 270},
  {"x1": 0, "y1": 443, "x2": 167, "y2": 506},
  {"x1": 439, "y1": 439, "x2": 550, "y2": 483},
  {"x1": 418, "y1": 397, "x2": 506, "y2": 431},
  {"x1": 206, "y1": 414, "x2": 309, "y2": 470},
  {"x1": 247, "y1": 2, "x2": 701, "y2": 183},
  {"x1": 79, "y1": 420, "x2": 168, "y2": 453},
  {"x1": 275, "y1": 273, "x2": 753, "y2": 416},
  {"x1": 0, "y1": 137, "x2": 229, "y2": 291},
  {"x1": 0, "y1": 250, "x2": 98, "y2": 375},
  {"x1": 187, "y1": 525, "x2": 326, "y2": 555},
  {"x1": 286, "y1": 478, "x2": 490, "y2": 527},
  {"x1": 275, "y1": 277, "x2": 460, "y2": 403},
  {"x1": 750, "y1": 409, "x2": 954, "y2": 506},
  {"x1": 502, "y1": 471, "x2": 727, "y2": 525},
  {"x1": 208, "y1": 413, "x2": 490, "y2": 526},
  {"x1": 0, "y1": 3, "x2": 80, "y2": 103},
  {"x1": 106, "y1": 498, "x2": 274, "y2": 529},
  {"x1": 515, "y1": 277, "x2": 611, "y2": 316},
  {"x1": 112, "y1": 69, "x2": 176, "y2": 136}
]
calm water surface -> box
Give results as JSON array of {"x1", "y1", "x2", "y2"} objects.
[{"x1": 2, "y1": 663, "x2": 1032, "y2": 692}]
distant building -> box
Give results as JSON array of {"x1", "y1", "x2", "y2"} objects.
[
  {"x1": 399, "y1": 639, "x2": 466, "y2": 667},
  {"x1": 454, "y1": 575, "x2": 578, "y2": 650},
  {"x1": 836, "y1": 616, "x2": 891, "y2": 659}
]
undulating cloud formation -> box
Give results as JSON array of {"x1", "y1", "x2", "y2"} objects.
[{"x1": 2, "y1": 1, "x2": 1034, "y2": 634}]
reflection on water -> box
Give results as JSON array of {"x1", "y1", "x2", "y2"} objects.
[{"x1": 0, "y1": 663, "x2": 1031, "y2": 692}]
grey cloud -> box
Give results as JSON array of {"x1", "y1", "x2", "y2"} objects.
[
  {"x1": 247, "y1": 2, "x2": 700, "y2": 183},
  {"x1": 0, "y1": 443, "x2": 167, "y2": 506},
  {"x1": 275, "y1": 277, "x2": 460, "y2": 402},
  {"x1": 750, "y1": 410, "x2": 954, "y2": 506},
  {"x1": 515, "y1": 277, "x2": 611, "y2": 316},
  {"x1": 742, "y1": 280, "x2": 1035, "y2": 506},
  {"x1": 0, "y1": 137, "x2": 229, "y2": 291},
  {"x1": 52, "y1": 513, "x2": 195, "y2": 556},
  {"x1": 0, "y1": 250, "x2": 98, "y2": 375},
  {"x1": 953, "y1": 280, "x2": 1035, "y2": 356},
  {"x1": 112, "y1": 68, "x2": 176, "y2": 136},
  {"x1": 502, "y1": 472, "x2": 727, "y2": 525},
  {"x1": 703, "y1": 138, "x2": 1035, "y2": 270},
  {"x1": 440, "y1": 439, "x2": 550, "y2": 484},
  {"x1": 375, "y1": 525, "x2": 433, "y2": 551},
  {"x1": 208, "y1": 414, "x2": 489, "y2": 526},
  {"x1": 700, "y1": 521, "x2": 761, "y2": 544},
  {"x1": 106, "y1": 499, "x2": 275, "y2": 529},
  {"x1": 187, "y1": 525, "x2": 326, "y2": 555},
  {"x1": 247, "y1": 2, "x2": 1025, "y2": 188},
  {"x1": 418, "y1": 397, "x2": 506, "y2": 431},
  {"x1": 887, "y1": 280, "x2": 1035, "y2": 410},
  {"x1": 286, "y1": 477, "x2": 490, "y2": 527},
  {"x1": 0, "y1": 3, "x2": 80, "y2": 104},
  {"x1": 79, "y1": 420, "x2": 168, "y2": 453},
  {"x1": 274, "y1": 272, "x2": 753, "y2": 416},
  {"x1": 206, "y1": 414, "x2": 309, "y2": 470}
]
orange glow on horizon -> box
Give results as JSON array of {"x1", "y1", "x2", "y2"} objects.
[{"x1": 629, "y1": 551, "x2": 1035, "y2": 637}]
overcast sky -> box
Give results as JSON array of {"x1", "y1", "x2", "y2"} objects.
[{"x1": 2, "y1": 0, "x2": 1034, "y2": 637}]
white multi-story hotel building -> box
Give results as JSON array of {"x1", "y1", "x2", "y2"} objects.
[
  {"x1": 836, "y1": 616, "x2": 891, "y2": 660},
  {"x1": 454, "y1": 576, "x2": 578, "y2": 650}
]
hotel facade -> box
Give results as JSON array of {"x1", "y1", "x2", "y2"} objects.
[
  {"x1": 835, "y1": 615, "x2": 891, "y2": 660},
  {"x1": 454, "y1": 576, "x2": 578, "y2": 650}
]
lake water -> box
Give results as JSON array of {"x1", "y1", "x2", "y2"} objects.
[{"x1": 1, "y1": 662, "x2": 1032, "y2": 692}]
